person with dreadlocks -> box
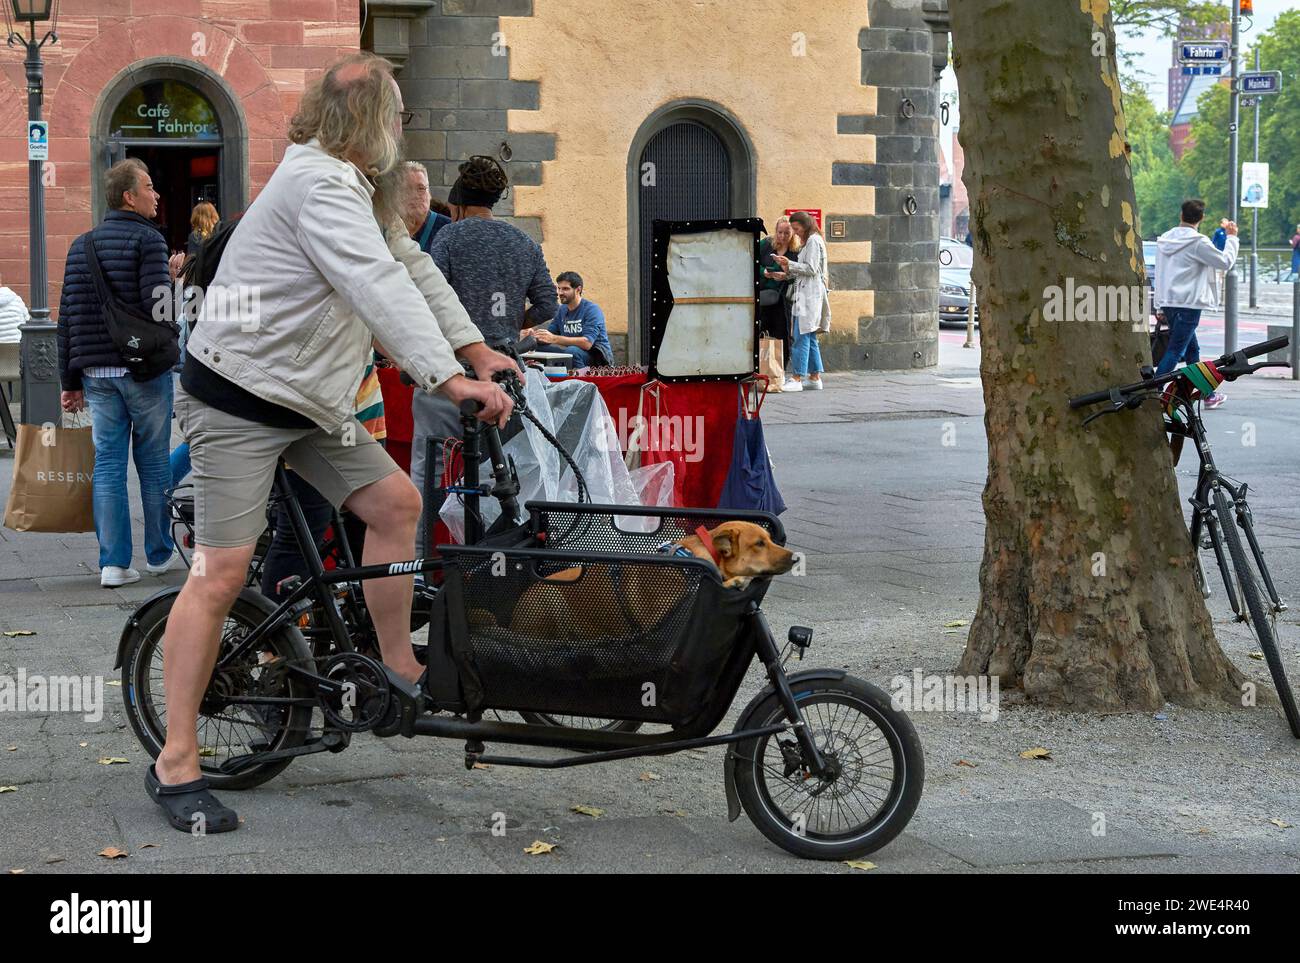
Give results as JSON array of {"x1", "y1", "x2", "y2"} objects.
[{"x1": 410, "y1": 155, "x2": 557, "y2": 543}]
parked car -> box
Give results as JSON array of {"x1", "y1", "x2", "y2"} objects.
[
  {"x1": 1143, "y1": 239, "x2": 1157, "y2": 303},
  {"x1": 939, "y1": 236, "x2": 978, "y2": 327}
]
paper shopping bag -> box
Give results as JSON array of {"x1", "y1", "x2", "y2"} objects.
[
  {"x1": 3, "y1": 420, "x2": 96, "y2": 533},
  {"x1": 759, "y1": 337, "x2": 784, "y2": 391}
]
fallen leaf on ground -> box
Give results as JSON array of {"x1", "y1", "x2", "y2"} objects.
[
  {"x1": 943, "y1": 620, "x2": 969, "y2": 628},
  {"x1": 435, "y1": 837, "x2": 446, "y2": 842},
  {"x1": 844, "y1": 860, "x2": 877, "y2": 871},
  {"x1": 138, "y1": 843, "x2": 158, "y2": 850},
  {"x1": 523, "y1": 841, "x2": 556, "y2": 855},
  {"x1": 97, "y1": 757, "x2": 129, "y2": 765},
  {"x1": 98, "y1": 847, "x2": 128, "y2": 860},
  {"x1": 45, "y1": 857, "x2": 65, "y2": 864},
  {"x1": 0, "y1": 786, "x2": 17, "y2": 793},
  {"x1": 1019, "y1": 747, "x2": 1052, "y2": 760},
  {"x1": 1269, "y1": 818, "x2": 1293, "y2": 829},
  {"x1": 4, "y1": 746, "x2": 15, "y2": 752},
  {"x1": 78, "y1": 742, "x2": 88, "y2": 748},
  {"x1": 2, "y1": 630, "x2": 35, "y2": 637},
  {"x1": 1248, "y1": 652, "x2": 1264, "y2": 661},
  {"x1": 9, "y1": 869, "x2": 24, "y2": 874},
  {"x1": 659, "y1": 808, "x2": 687, "y2": 818},
  {"x1": 955, "y1": 759, "x2": 978, "y2": 767},
  {"x1": 571, "y1": 805, "x2": 604, "y2": 818},
  {"x1": 472, "y1": 762, "x2": 490, "y2": 770},
  {"x1": 197, "y1": 747, "x2": 217, "y2": 757},
  {"x1": 639, "y1": 772, "x2": 661, "y2": 781},
  {"x1": 105, "y1": 680, "x2": 122, "y2": 687}
]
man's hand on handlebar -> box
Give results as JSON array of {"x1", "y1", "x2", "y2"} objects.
[
  {"x1": 456, "y1": 341, "x2": 524, "y2": 379},
  {"x1": 441, "y1": 373, "x2": 514, "y2": 428}
]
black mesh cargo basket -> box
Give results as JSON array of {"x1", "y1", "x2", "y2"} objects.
[
  {"x1": 526, "y1": 501, "x2": 786, "y2": 607},
  {"x1": 435, "y1": 539, "x2": 769, "y2": 726}
]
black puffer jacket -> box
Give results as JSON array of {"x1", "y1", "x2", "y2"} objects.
[{"x1": 57, "y1": 209, "x2": 171, "y2": 390}]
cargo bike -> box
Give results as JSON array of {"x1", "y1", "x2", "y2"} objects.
[{"x1": 118, "y1": 372, "x2": 924, "y2": 860}]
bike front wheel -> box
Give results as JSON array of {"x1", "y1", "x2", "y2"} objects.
[
  {"x1": 733, "y1": 675, "x2": 924, "y2": 860},
  {"x1": 1213, "y1": 487, "x2": 1300, "y2": 738}
]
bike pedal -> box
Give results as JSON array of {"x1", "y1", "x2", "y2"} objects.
[{"x1": 371, "y1": 667, "x2": 422, "y2": 738}]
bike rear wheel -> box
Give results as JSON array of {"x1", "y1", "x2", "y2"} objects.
[
  {"x1": 121, "y1": 590, "x2": 317, "y2": 789},
  {"x1": 1213, "y1": 487, "x2": 1300, "y2": 738}
]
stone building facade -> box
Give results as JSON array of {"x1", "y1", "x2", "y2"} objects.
[{"x1": 380, "y1": 0, "x2": 950, "y2": 370}]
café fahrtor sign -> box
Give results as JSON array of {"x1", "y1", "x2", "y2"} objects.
[
  {"x1": 133, "y1": 102, "x2": 218, "y2": 138},
  {"x1": 109, "y1": 79, "x2": 222, "y2": 141}
]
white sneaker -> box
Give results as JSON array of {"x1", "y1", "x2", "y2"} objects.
[
  {"x1": 806, "y1": 377, "x2": 824, "y2": 390},
  {"x1": 101, "y1": 566, "x2": 141, "y2": 588},
  {"x1": 782, "y1": 379, "x2": 804, "y2": 392},
  {"x1": 145, "y1": 552, "x2": 179, "y2": 575}
]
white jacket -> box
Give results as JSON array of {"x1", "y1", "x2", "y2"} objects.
[
  {"x1": 0, "y1": 286, "x2": 28, "y2": 344},
  {"x1": 786, "y1": 233, "x2": 832, "y2": 336},
  {"x1": 1155, "y1": 225, "x2": 1239, "y2": 311},
  {"x1": 186, "y1": 140, "x2": 482, "y2": 429}
]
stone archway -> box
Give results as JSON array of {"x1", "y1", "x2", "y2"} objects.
[{"x1": 625, "y1": 100, "x2": 756, "y2": 364}]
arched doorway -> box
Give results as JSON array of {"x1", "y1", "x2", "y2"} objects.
[
  {"x1": 627, "y1": 102, "x2": 755, "y2": 364},
  {"x1": 92, "y1": 60, "x2": 248, "y2": 252}
]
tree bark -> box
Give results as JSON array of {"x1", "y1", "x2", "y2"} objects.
[{"x1": 949, "y1": 0, "x2": 1244, "y2": 710}]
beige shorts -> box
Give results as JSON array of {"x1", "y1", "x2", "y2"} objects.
[{"x1": 175, "y1": 388, "x2": 400, "y2": 548}]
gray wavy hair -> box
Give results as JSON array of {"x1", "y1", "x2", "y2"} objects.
[{"x1": 288, "y1": 53, "x2": 401, "y2": 178}]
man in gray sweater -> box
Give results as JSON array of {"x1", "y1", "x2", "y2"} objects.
[{"x1": 411, "y1": 156, "x2": 557, "y2": 542}]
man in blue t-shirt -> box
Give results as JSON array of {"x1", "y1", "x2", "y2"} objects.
[{"x1": 523, "y1": 271, "x2": 612, "y2": 368}]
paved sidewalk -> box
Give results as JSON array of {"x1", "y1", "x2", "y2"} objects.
[{"x1": 1, "y1": 329, "x2": 1298, "y2": 874}]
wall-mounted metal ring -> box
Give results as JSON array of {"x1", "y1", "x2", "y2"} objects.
[
  {"x1": 940, "y1": 101, "x2": 950, "y2": 126},
  {"x1": 499, "y1": 141, "x2": 513, "y2": 161},
  {"x1": 903, "y1": 195, "x2": 918, "y2": 216},
  {"x1": 899, "y1": 97, "x2": 915, "y2": 119}
]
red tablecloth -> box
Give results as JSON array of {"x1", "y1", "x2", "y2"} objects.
[
  {"x1": 378, "y1": 367, "x2": 740, "y2": 509},
  {"x1": 567, "y1": 373, "x2": 738, "y2": 510}
]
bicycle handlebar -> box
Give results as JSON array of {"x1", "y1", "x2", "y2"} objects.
[{"x1": 1068, "y1": 335, "x2": 1291, "y2": 410}]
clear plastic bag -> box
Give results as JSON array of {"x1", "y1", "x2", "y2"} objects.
[{"x1": 440, "y1": 371, "x2": 674, "y2": 543}]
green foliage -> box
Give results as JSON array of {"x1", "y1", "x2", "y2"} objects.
[
  {"x1": 1181, "y1": 10, "x2": 1300, "y2": 245},
  {"x1": 1123, "y1": 79, "x2": 1198, "y2": 237},
  {"x1": 1111, "y1": 1, "x2": 1227, "y2": 33}
]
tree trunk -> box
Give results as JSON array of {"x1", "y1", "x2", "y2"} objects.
[{"x1": 949, "y1": 0, "x2": 1244, "y2": 710}]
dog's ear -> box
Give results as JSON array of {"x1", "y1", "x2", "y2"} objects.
[{"x1": 712, "y1": 526, "x2": 736, "y2": 558}]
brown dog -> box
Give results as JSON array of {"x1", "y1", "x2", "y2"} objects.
[{"x1": 504, "y1": 521, "x2": 795, "y2": 639}]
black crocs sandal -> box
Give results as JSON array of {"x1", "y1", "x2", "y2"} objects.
[{"x1": 145, "y1": 764, "x2": 239, "y2": 834}]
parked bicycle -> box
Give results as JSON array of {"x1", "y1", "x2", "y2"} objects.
[
  {"x1": 119, "y1": 370, "x2": 925, "y2": 859},
  {"x1": 1070, "y1": 335, "x2": 1298, "y2": 738}
]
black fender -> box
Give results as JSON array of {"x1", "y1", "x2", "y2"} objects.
[
  {"x1": 115, "y1": 586, "x2": 183, "y2": 669},
  {"x1": 114, "y1": 585, "x2": 295, "y2": 670},
  {"x1": 723, "y1": 668, "x2": 849, "y2": 822}
]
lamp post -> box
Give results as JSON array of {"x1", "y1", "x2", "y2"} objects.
[
  {"x1": 1224, "y1": 0, "x2": 1240, "y2": 355},
  {"x1": 5, "y1": 0, "x2": 60, "y2": 427}
]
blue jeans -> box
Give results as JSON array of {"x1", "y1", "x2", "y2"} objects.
[
  {"x1": 790, "y1": 332, "x2": 823, "y2": 376},
  {"x1": 82, "y1": 373, "x2": 175, "y2": 569},
  {"x1": 1155, "y1": 307, "x2": 1201, "y2": 376},
  {"x1": 557, "y1": 344, "x2": 592, "y2": 368},
  {"x1": 170, "y1": 443, "x2": 191, "y2": 488}
]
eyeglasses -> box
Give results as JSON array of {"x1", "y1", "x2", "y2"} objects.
[{"x1": 400, "y1": 110, "x2": 415, "y2": 127}]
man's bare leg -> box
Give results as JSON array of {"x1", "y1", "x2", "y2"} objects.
[
  {"x1": 155, "y1": 543, "x2": 258, "y2": 785},
  {"x1": 343, "y1": 471, "x2": 424, "y2": 684}
]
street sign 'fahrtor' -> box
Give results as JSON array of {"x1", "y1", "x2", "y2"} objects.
[
  {"x1": 1178, "y1": 40, "x2": 1228, "y2": 76},
  {"x1": 1240, "y1": 71, "x2": 1282, "y2": 95}
]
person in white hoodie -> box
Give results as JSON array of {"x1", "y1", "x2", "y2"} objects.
[
  {"x1": 1154, "y1": 199, "x2": 1238, "y2": 408},
  {"x1": 0, "y1": 275, "x2": 29, "y2": 344}
]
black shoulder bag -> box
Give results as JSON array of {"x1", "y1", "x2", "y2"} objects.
[{"x1": 82, "y1": 229, "x2": 180, "y2": 382}]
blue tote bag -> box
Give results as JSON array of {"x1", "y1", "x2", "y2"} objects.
[{"x1": 717, "y1": 378, "x2": 786, "y2": 515}]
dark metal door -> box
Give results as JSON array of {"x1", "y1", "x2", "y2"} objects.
[{"x1": 637, "y1": 121, "x2": 730, "y2": 363}]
